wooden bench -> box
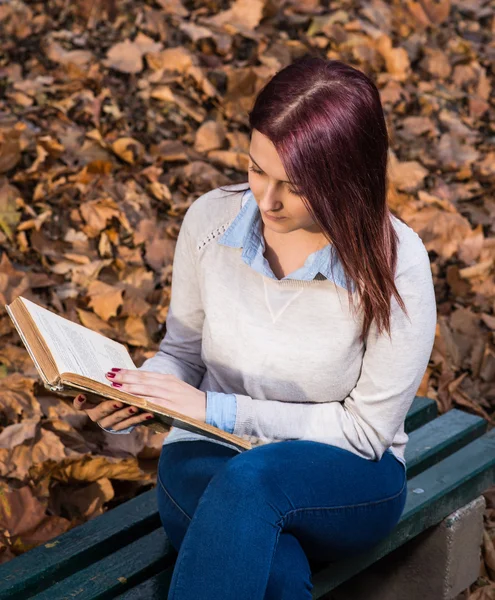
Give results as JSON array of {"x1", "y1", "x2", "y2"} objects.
[{"x1": 0, "y1": 396, "x2": 493, "y2": 600}]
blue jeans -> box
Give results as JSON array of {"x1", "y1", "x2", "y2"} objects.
[{"x1": 156, "y1": 440, "x2": 407, "y2": 600}]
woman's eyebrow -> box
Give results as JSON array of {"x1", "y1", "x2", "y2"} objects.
[{"x1": 248, "y1": 153, "x2": 291, "y2": 184}]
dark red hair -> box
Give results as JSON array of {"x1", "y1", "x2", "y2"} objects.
[{"x1": 220, "y1": 55, "x2": 409, "y2": 344}]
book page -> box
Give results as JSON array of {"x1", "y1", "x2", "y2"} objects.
[{"x1": 22, "y1": 297, "x2": 136, "y2": 385}]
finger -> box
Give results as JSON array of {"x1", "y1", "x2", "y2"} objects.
[
  {"x1": 73, "y1": 392, "x2": 109, "y2": 408},
  {"x1": 105, "y1": 369, "x2": 175, "y2": 385},
  {"x1": 85, "y1": 400, "x2": 131, "y2": 423},
  {"x1": 105, "y1": 383, "x2": 175, "y2": 404},
  {"x1": 73, "y1": 394, "x2": 87, "y2": 410},
  {"x1": 98, "y1": 408, "x2": 155, "y2": 431}
]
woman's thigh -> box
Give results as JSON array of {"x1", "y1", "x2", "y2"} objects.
[
  {"x1": 157, "y1": 439, "x2": 407, "y2": 563},
  {"x1": 156, "y1": 440, "x2": 241, "y2": 551},
  {"x1": 202, "y1": 440, "x2": 407, "y2": 563}
]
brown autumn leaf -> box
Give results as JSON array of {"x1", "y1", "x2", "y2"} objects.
[
  {"x1": 44, "y1": 418, "x2": 101, "y2": 456},
  {"x1": 0, "y1": 373, "x2": 41, "y2": 424},
  {"x1": 50, "y1": 477, "x2": 115, "y2": 520},
  {"x1": 111, "y1": 137, "x2": 146, "y2": 164},
  {"x1": 144, "y1": 232, "x2": 176, "y2": 272},
  {"x1": 50, "y1": 259, "x2": 114, "y2": 289},
  {"x1": 0, "y1": 344, "x2": 38, "y2": 376},
  {"x1": 120, "y1": 288, "x2": 151, "y2": 318},
  {"x1": 402, "y1": 205, "x2": 474, "y2": 260},
  {"x1": 0, "y1": 482, "x2": 72, "y2": 556},
  {"x1": 79, "y1": 198, "x2": 122, "y2": 238},
  {"x1": 194, "y1": 120, "x2": 227, "y2": 153},
  {"x1": 0, "y1": 427, "x2": 85, "y2": 481},
  {"x1": 0, "y1": 420, "x2": 39, "y2": 448},
  {"x1": 375, "y1": 34, "x2": 411, "y2": 81},
  {"x1": 104, "y1": 34, "x2": 162, "y2": 75},
  {"x1": 76, "y1": 308, "x2": 117, "y2": 339},
  {"x1": 44, "y1": 39, "x2": 94, "y2": 67},
  {"x1": 36, "y1": 395, "x2": 91, "y2": 430},
  {"x1": 436, "y1": 132, "x2": 480, "y2": 169},
  {"x1": 420, "y1": 48, "x2": 452, "y2": 80},
  {"x1": 399, "y1": 116, "x2": 438, "y2": 141},
  {"x1": 388, "y1": 152, "x2": 429, "y2": 192},
  {"x1": 478, "y1": 152, "x2": 495, "y2": 178},
  {"x1": 418, "y1": 0, "x2": 451, "y2": 25},
  {"x1": 0, "y1": 126, "x2": 22, "y2": 173},
  {"x1": 155, "y1": 0, "x2": 189, "y2": 17},
  {"x1": 0, "y1": 257, "x2": 31, "y2": 312},
  {"x1": 104, "y1": 40, "x2": 144, "y2": 74},
  {"x1": 0, "y1": 540, "x2": 17, "y2": 565},
  {"x1": 0, "y1": 178, "x2": 22, "y2": 240},
  {"x1": 124, "y1": 315, "x2": 152, "y2": 347},
  {"x1": 98, "y1": 421, "x2": 166, "y2": 461},
  {"x1": 145, "y1": 46, "x2": 195, "y2": 72},
  {"x1": 149, "y1": 85, "x2": 175, "y2": 103},
  {"x1": 87, "y1": 280, "x2": 124, "y2": 321},
  {"x1": 202, "y1": 0, "x2": 265, "y2": 31},
  {"x1": 30, "y1": 455, "x2": 156, "y2": 484}
]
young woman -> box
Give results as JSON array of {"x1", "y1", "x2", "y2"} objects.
[{"x1": 73, "y1": 56, "x2": 437, "y2": 599}]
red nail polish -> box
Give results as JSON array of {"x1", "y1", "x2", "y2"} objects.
[
  {"x1": 106, "y1": 372, "x2": 115, "y2": 378},
  {"x1": 113, "y1": 404, "x2": 121, "y2": 409},
  {"x1": 112, "y1": 382, "x2": 122, "y2": 388},
  {"x1": 146, "y1": 415, "x2": 153, "y2": 420},
  {"x1": 111, "y1": 368, "x2": 122, "y2": 373}
]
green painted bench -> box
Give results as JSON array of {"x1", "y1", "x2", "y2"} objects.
[{"x1": 0, "y1": 396, "x2": 494, "y2": 600}]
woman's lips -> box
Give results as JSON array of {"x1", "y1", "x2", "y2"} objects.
[{"x1": 264, "y1": 213, "x2": 286, "y2": 221}]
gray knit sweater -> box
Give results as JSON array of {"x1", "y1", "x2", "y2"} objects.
[{"x1": 139, "y1": 183, "x2": 437, "y2": 466}]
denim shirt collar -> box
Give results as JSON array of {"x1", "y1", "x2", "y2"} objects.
[{"x1": 217, "y1": 188, "x2": 352, "y2": 290}]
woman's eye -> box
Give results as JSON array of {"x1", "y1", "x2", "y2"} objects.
[
  {"x1": 249, "y1": 166, "x2": 301, "y2": 196},
  {"x1": 249, "y1": 166, "x2": 263, "y2": 175}
]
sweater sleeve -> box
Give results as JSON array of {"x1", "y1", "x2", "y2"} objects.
[
  {"x1": 231, "y1": 249, "x2": 437, "y2": 461},
  {"x1": 98, "y1": 201, "x2": 206, "y2": 435}
]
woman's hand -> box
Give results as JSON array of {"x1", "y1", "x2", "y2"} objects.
[
  {"x1": 72, "y1": 370, "x2": 206, "y2": 432},
  {"x1": 72, "y1": 392, "x2": 159, "y2": 432},
  {"x1": 104, "y1": 369, "x2": 207, "y2": 423}
]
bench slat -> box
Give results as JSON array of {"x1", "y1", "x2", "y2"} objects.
[
  {"x1": 0, "y1": 490, "x2": 161, "y2": 599},
  {"x1": 27, "y1": 529, "x2": 176, "y2": 600},
  {"x1": 114, "y1": 567, "x2": 175, "y2": 599},
  {"x1": 404, "y1": 408, "x2": 487, "y2": 477},
  {"x1": 403, "y1": 396, "x2": 437, "y2": 433}
]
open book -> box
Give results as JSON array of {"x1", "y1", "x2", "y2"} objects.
[{"x1": 5, "y1": 296, "x2": 252, "y2": 451}]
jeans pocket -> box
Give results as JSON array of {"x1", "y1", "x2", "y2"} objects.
[{"x1": 156, "y1": 474, "x2": 191, "y2": 552}]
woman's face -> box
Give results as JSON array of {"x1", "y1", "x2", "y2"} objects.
[{"x1": 248, "y1": 129, "x2": 326, "y2": 241}]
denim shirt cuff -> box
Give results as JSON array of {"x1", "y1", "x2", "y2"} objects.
[{"x1": 205, "y1": 392, "x2": 237, "y2": 434}]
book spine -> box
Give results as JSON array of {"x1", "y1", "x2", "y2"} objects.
[{"x1": 5, "y1": 303, "x2": 58, "y2": 388}]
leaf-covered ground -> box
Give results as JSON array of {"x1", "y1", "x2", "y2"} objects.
[{"x1": 0, "y1": 0, "x2": 494, "y2": 595}]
